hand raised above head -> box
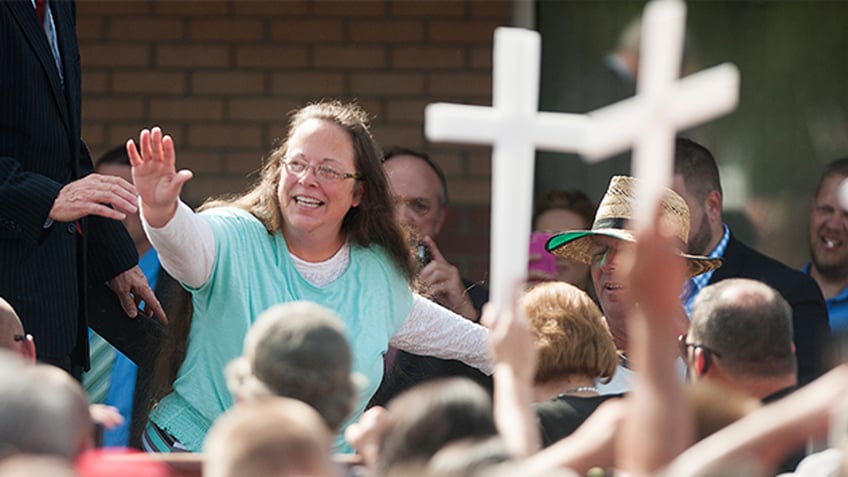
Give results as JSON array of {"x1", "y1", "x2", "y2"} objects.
[{"x1": 127, "y1": 127, "x2": 193, "y2": 228}]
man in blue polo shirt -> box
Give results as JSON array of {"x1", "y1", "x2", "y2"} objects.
[{"x1": 806, "y1": 157, "x2": 848, "y2": 333}]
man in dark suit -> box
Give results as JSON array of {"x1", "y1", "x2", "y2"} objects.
[
  {"x1": 672, "y1": 137, "x2": 830, "y2": 385},
  {"x1": 0, "y1": 1, "x2": 165, "y2": 377}
]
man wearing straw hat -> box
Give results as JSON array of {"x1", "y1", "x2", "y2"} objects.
[
  {"x1": 546, "y1": 175, "x2": 722, "y2": 393},
  {"x1": 670, "y1": 137, "x2": 830, "y2": 386}
]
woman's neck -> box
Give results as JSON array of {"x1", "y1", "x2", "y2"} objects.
[
  {"x1": 285, "y1": 228, "x2": 346, "y2": 262},
  {"x1": 532, "y1": 375, "x2": 598, "y2": 402}
]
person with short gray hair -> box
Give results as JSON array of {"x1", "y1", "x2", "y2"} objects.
[
  {"x1": 687, "y1": 278, "x2": 797, "y2": 396},
  {"x1": 225, "y1": 301, "x2": 358, "y2": 432}
]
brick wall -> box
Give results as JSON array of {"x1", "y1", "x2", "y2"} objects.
[{"x1": 77, "y1": 0, "x2": 510, "y2": 283}]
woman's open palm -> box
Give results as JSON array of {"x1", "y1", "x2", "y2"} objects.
[{"x1": 127, "y1": 127, "x2": 193, "y2": 226}]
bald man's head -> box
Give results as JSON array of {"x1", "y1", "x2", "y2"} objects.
[{"x1": 0, "y1": 298, "x2": 35, "y2": 363}]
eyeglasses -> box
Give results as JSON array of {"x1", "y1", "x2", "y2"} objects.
[
  {"x1": 283, "y1": 157, "x2": 362, "y2": 183},
  {"x1": 12, "y1": 334, "x2": 25, "y2": 342},
  {"x1": 677, "y1": 333, "x2": 722, "y2": 373}
]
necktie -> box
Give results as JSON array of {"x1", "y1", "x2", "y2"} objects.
[
  {"x1": 35, "y1": 0, "x2": 46, "y2": 26},
  {"x1": 83, "y1": 331, "x2": 116, "y2": 405}
]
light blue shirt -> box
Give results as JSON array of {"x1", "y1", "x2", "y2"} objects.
[
  {"x1": 682, "y1": 224, "x2": 731, "y2": 316},
  {"x1": 149, "y1": 208, "x2": 413, "y2": 452}
]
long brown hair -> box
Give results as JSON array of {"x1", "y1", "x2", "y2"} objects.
[{"x1": 205, "y1": 100, "x2": 416, "y2": 282}]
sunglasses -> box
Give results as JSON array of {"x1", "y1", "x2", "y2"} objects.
[{"x1": 677, "y1": 333, "x2": 723, "y2": 374}]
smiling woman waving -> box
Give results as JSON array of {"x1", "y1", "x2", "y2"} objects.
[{"x1": 127, "y1": 101, "x2": 491, "y2": 453}]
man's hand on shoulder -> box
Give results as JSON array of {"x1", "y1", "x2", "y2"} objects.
[{"x1": 49, "y1": 174, "x2": 138, "y2": 222}]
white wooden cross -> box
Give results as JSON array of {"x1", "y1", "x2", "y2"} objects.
[
  {"x1": 425, "y1": 27, "x2": 590, "y2": 310},
  {"x1": 582, "y1": 0, "x2": 739, "y2": 226},
  {"x1": 425, "y1": 0, "x2": 740, "y2": 310}
]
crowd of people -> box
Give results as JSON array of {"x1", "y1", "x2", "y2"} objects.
[{"x1": 4, "y1": 1, "x2": 848, "y2": 476}]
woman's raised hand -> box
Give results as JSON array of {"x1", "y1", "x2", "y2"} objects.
[{"x1": 127, "y1": 127, "x2": 193, "y2": 228}]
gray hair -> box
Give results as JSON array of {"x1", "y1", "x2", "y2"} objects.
[{"x1": 226, "y1": 301, "x2": 358, "y2": 431}]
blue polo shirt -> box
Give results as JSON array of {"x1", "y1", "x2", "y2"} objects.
[{"x1": 803, "y1": 263, "x2": 848, "y2": 332}]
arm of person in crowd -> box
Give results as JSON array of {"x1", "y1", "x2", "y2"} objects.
[
  {"x1": 616, "y1": 207, "x2": 694, "y2": 477},
  {"x1": 389, "y1": 294, "x2": 492, "y2": 374},
  {"x1": 128, "y1": 127, "x2": 215, "y2": 289},
  {"x1": 344, "y1": 406, "x2": 392, "y2": 470},
  {"x1": 661, "y1": 363, "x2": 848, "y2": 477},
  {"x1": 481, "y1": 301, "x2": 541, "y2": 458},
  {"x1": 417, "y1": 236, "x2": 479, "y2": 322}
]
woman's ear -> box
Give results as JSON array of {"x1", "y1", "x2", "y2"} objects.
[{"x1": 352, "y1": 181, "x2": 364, "y2": 207}]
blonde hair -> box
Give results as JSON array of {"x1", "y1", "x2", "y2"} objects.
[{"x1": 520, "y1": 282, "x2": 618, "y2": 384}]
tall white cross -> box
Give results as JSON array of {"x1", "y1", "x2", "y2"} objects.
[
  {"x1": 426, "y1": 27, "x2": 590, "y2": 310},
  {"x1": 582, "y1": 0, "x2": 739, "y2": 226},
  {"x1": 425, "y1": 0, "x2": 740, "y2": 310}
]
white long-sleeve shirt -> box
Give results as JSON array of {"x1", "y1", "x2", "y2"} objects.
[{"x1": 142, "y1": 200, "x2": 492, "y2": 374}]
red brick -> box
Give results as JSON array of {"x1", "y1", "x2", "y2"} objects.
[
  {"x1": 80, "y1": 44, "x2": 150, "y2": 67},
  {"x1": 106, "y1": 122, "x2": 172, "y2": 152},
  {"x1": 468, "y1": 150, "x2": 493, "y2": 177},
  {"x1": 470, "y1": 0, "x2": 510, "y2": 18},
  {"x1": 371, "y1": 124, "x2": 422, "y2": 150},
  {"x1": 228, "y1": 98, "x2": 301, "y2": 122},
  {"x1": 82, "y1": 70, "x2": 108, "y2": 95},
  {"x1": 77, "y1": 1, "x2": 150, "y2": 16},
  {"x1": 192, "y1": 72, "x2": 265, "y2": 95},
  {"x1": 428, "y1": 150, "x2": 464, "y2": 176},
  {"x1": 315, "y1": 46, "x2": 387, "y2": 69},
  {"x1": 314, "y1": 1, "x2": 387, "y2": 17},
  {"x1": 270, "y1": 19, "x2": 344, "y2": 43},
  {"x1": 77, "y1": 17, "x2": 104, "y2": 41},
  {"x1": 385, "y1": 99, "x2": 428, "y2": 122},
  {"x1": 155, "y1": 45, "x2": 231, "y2": 68},
  {"x1": 153, "y1": 1, "x2": 230, "y2": 16},
  {"x1": 391, "y1": 46, "x2": 466, "y2": 69},
  {"x1": 234, "y1": 1, "x2": 309, "y2": 16},
  {"x1": 224, "y1": 151, "x2": 265, "y2": 174},
  {"x1": 185, "y1": 176, "x2": 252, "y2": 204},
  {"x1": 109, "y1": 18, "x2": 185, "y2": 41},
  {"x1": 83, "y1": 98, "x2": 144, "y2": 120},
  {"x1": 349, "y1": 20, "x2": 424, "y2": 43},
  {"x1": 82, "y1": 122, "x2": 106, "y2": 149},
  {"x1": 350, "y1": 73, "x2": 423, "y2": 95},
  {"x1": 470, "y1": 46, "x2": 493, "y2": 69},
  {"x1": 189, "y1": 19, "x2": 265, "y2": 41},
  {"x1": 236, "y1": 46, "x2": 309, "y2": 68},
  {"x1": 429, "y1": 73, "x2": 491, "y2": 96},
  {"x1": 271, "y1": 73, "x2": 346, "y2": 95},
  {"x1": 468, "y1": 203, "x2": 492, "y2": 229},
  {"x1": 428, "y1": 20, "x2": 503, "y2": 43},
  {"x1": 450, "y1": 178, "x2": 490, "y2": 204},
  {"x1": 150, "y1": 99, "x2": 225, "y2": 121},
  {"x1": 113, "y1": 71, "x2": 188, "y2": 95},
  {"x1": 390, "y1": 1, "x2": 466, "y2": 18},
  {"x1": 188, "y1": 125, "x2": 263, "y2": 148},
  {"x1": 176, "y1": 150, "x2": 226, "y2": 175}
]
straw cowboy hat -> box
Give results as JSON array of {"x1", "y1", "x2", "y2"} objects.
[{"x1": 545, "y1": 176, "x2": 722, "y2": 277}]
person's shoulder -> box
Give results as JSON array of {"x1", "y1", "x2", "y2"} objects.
[
  {"x1": 199, "y1": 207, "x2": 269, "y2": 238},
  {"x1": 727, "y1": 237, "x2": 821, "y2": 294}
]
